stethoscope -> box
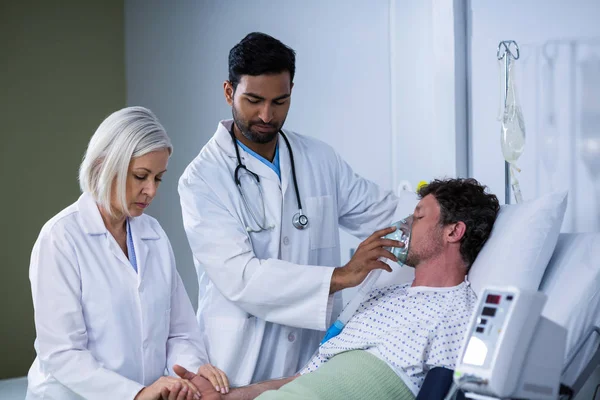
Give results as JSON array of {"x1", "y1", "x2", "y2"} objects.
[{"x1": 230, "y1": 126, "x2": 309, "y2": 232}]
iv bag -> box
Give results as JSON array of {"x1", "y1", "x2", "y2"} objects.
[{"x1": 500, "y1": 60, "x2": 526, "y2": 164}]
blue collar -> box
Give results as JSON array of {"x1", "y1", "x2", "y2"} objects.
[{"x1": 236, "y1": 140, "x2": 281, "y2": 180}]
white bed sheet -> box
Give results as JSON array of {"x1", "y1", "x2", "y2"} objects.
[
  {"x1": 540, "y1": 232, "x2": 600, "y2": 386},
  {"x1": 0, "y1": 376, "x2": 27, "y2": 400}
]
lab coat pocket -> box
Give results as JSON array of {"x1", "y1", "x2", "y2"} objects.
[{"x1": 306, "y1": 195, "x2": 337, "y2": 250}]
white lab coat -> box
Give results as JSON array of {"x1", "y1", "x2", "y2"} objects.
[
  {"x1": 178, "y1": 120, "x2": 399, "y2": 386},
  {"x1": 26, "y1": 192, "x2": 207, "y2": 400}
]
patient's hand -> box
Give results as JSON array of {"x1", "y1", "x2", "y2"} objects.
[{"x1": 174, "y1": 365, "x2": 222, "y2": 400}]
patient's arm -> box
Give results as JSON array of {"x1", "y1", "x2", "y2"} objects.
[
  {"x1": 174, "y1": 364, "x2": 297, "y2": 400},
  {"x1": 225, "y1": 376, "x2": 297, "y2": 400}
]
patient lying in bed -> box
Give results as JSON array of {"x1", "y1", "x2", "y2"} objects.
[{"x1": 176, "y1": 178, "x2": 500, "y2": 400}]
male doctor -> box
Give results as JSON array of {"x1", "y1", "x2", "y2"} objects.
[{"x1": 178, "y1": 32, "x2": 401, "y2": 386}]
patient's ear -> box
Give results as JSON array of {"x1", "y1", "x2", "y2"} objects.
[{"x1": 446, "y1": 221, "x2": 466, "y2": 243}]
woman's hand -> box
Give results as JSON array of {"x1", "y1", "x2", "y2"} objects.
[
  {"x1": 197, "y1": 363, "x2": 230, "y2": 394},
  {"x1": 174, "y1": 365, "x2": 223, "y2": 400},
  {"x1": 134, "y1": 376, "x2": 201, "y2": 400}
]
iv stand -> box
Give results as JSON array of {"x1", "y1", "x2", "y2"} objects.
[{"x1": 497, "y1": 40, "x2": 520, "y2": 204}]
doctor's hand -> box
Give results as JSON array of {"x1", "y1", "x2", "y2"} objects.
[
  {"x1": 197, "y1": 363, "x2": 229, "y2": 394},
  {"x1": 134, "y1": 376, "x2": 201, "y2": 400},
  {"x1": 173, "y1": 365, "x2": 223, "y2": 400},
  {"x1": 330, "y1": 226, "x2": 402, "y2": 294}
]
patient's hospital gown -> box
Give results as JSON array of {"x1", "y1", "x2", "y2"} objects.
[{"x1": 301, "y1": 281, "x2": 477, "y2": 395}]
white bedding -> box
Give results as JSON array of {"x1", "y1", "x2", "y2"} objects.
[
  {"x1": 540, "y1": 232, "x2": 600, "y2": 386},
  {"x1": 0, "y1": 376, "x2": 27, "y2": 400}
]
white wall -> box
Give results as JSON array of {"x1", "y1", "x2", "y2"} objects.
[
  {"x1": 391, "y1": 0, "x2": 468, "y2": 187},
  {"x1": 126, "y1": 0, "x2": 402, "y2": 307},
  {"x1": 469, "y1": 0, "x2": 600, "y2": 232}
]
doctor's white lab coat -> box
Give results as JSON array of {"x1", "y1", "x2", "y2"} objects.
[
  {"x1": 179, "y1": 120, "x2": 399, "y2": 386},
  {"x1": 26, "y1": 192, "x2": 207, "y2": 400}
]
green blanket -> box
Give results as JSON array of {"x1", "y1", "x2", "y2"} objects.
[{"x1": 256, "y1": 350, "x2": 416, "y2": 400}]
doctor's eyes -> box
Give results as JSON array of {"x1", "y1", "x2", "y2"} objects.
[
  {"x1": 245, "y1": 98, "x2": 287, "y2": 106},
  {"x1": 134, "y1": 175, "x2": 162, "y2": 182}
]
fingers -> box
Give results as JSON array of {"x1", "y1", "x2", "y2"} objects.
[
  {"x1": 181, "y1": 380, "x2": 201, "y2": 399},
  {"x1": 216, "y1": 367, "x2": 229, "y2": 394},
  {"x1": 371, "y1": 260, "x2": 393, "y2": 273},
  {"x1": 358, "y1": 226, "x2": 395, "y2": 248},
  {"x1": 200, "y1": 365, "x2": 222, "y2": 393},
  {"x1": 207, "y1": 366, "x2": 229, "y2": 394},
  {"x1": 354, "y1": 241, "x2": 401, "y2": 264},
  {"x1": 208, "y1": 365, "x2": 228, "y2": 394},
  {"x1": 374, "y1": 248, "x2": 399, "y2": 263},
  {"x1": 161, "y1": 378, "x2": 201, "y2": 400},
  {"x1": 364, "y1": 238, "x2": 403, "y2": 252},
  {"x1": 168, "y1": 382, "x2": 182, "y2": 400},
  {"x1": 169, "y1": 382, "x2": 193, "y2": 400},
  {"x1": 359, "y1": 258, "x2": 394, "y2": 274},
  {"x1": 368, "y1": 226, "x2": 397, "y2": 242},
  {"x1": 177, "y1": 384, "x2": 189, "y2": 400},
  {"x1": 173, "y1": 365, "x2": 195, "y2": 381}
]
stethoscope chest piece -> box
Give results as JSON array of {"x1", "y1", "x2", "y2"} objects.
[{"x1": 292, "y1": 212, "x2": 309, "y2": 230}]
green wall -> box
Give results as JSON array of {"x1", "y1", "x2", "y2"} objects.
[{"x1": 0, "y1": 1, "x2": 125, "y2": 379}]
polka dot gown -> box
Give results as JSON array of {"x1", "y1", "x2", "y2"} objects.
[{"x1": 301, "y1": 281, "x2": 477, "y2": 393}]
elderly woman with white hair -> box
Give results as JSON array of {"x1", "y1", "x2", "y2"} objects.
[{"x1": 26, "y1": 107, "x2": 229, "y2": 400}]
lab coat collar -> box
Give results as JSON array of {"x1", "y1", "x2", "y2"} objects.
[
  {"x1": 214, "y1": 119, "x2": 289, "y2": 186},
  {"x1": 77, "y1": 192, "x2": 109, "y2": 235},
  {"x1": 77, "y1": 192, "x2": 160, "y2": 240},
  {"x1": 214, "y1": 119, "x2": 237, "y2": 158}
]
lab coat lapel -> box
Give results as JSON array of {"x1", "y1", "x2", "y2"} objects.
[
  {"x1": 214, "y1": 120, "x2": 237, "y2": 159},
  {"x1": 77, "y1": 193, "x2": 133, "y2": 271},
  {"x1": 214, "y1": 119, "x2": 283, "y2": 230},
  {"x1": 214, "y1": 120, "x2": 281, "y2": 184},
  {"x1": 278, "y1": 131, "x2": 293, "y2": 200},
  {"x1": 244, "y1": 152, "x2": 280, "y2": 186},
  {"x1": 129, "y1": 215, "x2": 160, "y2": 285}
]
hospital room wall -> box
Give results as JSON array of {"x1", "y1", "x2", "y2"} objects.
[
  {"x1": 468, "y1": 0, "x2": 600, "y2": 233},
  {"x1": 0, "y1": 1, "x2": 126, "y2": 379},
  {"x1": 126, "y1": 0, "x2": 443, "y2": 307}
]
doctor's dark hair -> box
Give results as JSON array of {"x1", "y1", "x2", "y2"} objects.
[
  {"x1": 228, "y1": 32, "x2": 296, "y2": 89},
  {"x1": 418, "y1": 178, "x2": 500, "y2": 270}
]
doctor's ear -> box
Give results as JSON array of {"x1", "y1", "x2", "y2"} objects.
[
  {"x1": 446, "y1": 221, "x2": 466, "y2": 243},
  {"x1": 223, "y1": 81, "x2": 235, "y2": 105}
]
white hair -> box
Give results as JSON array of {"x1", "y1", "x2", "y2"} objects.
[{"x1": 79, "y1": 106, "x2": 173, "y2": 217}]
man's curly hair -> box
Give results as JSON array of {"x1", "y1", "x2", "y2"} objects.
[{"x1": 418, "y1": 178, "x2": 500, "y2": 270}]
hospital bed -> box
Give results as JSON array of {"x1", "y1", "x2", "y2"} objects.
[
  {"x1": 2, "y1": 203, "x2": 599, "y2": 399},
  {"x1": 416, "y1": 231, "x2": 600, "y2": 400},
  {"x1": 540, "y1": 232, "x2": 600, "y2": 397}
]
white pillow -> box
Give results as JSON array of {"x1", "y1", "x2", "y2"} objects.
[{"x1": 468, "y1": 191, "x2": 568, "y2": 297}]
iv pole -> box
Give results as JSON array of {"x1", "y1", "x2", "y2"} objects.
[{"x1": 497, "y1": 40, "x2": 520, "y2": 204}]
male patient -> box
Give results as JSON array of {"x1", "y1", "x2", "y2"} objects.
[{"x1": 174, "y1": 178, "x2": 500, "y2": 400}]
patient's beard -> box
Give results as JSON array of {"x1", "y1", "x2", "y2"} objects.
[
  {"x1": 404, "y1": 251, "x2": 418, "y2": 268},
  {"x1": 406, "y1": 230, "x2": 444, "y2": 267}
]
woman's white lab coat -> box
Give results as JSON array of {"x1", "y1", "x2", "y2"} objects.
[
  {"x1": 178, "y1": 120, "x2": 399, "y2": 386},
  {"x1": 26, "y1": 192, "x2": 207, "y2": 400}
]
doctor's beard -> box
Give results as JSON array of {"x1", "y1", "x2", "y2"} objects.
[{"x1": 231, "y1": 106, "x2": 284, "y2": 144}]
